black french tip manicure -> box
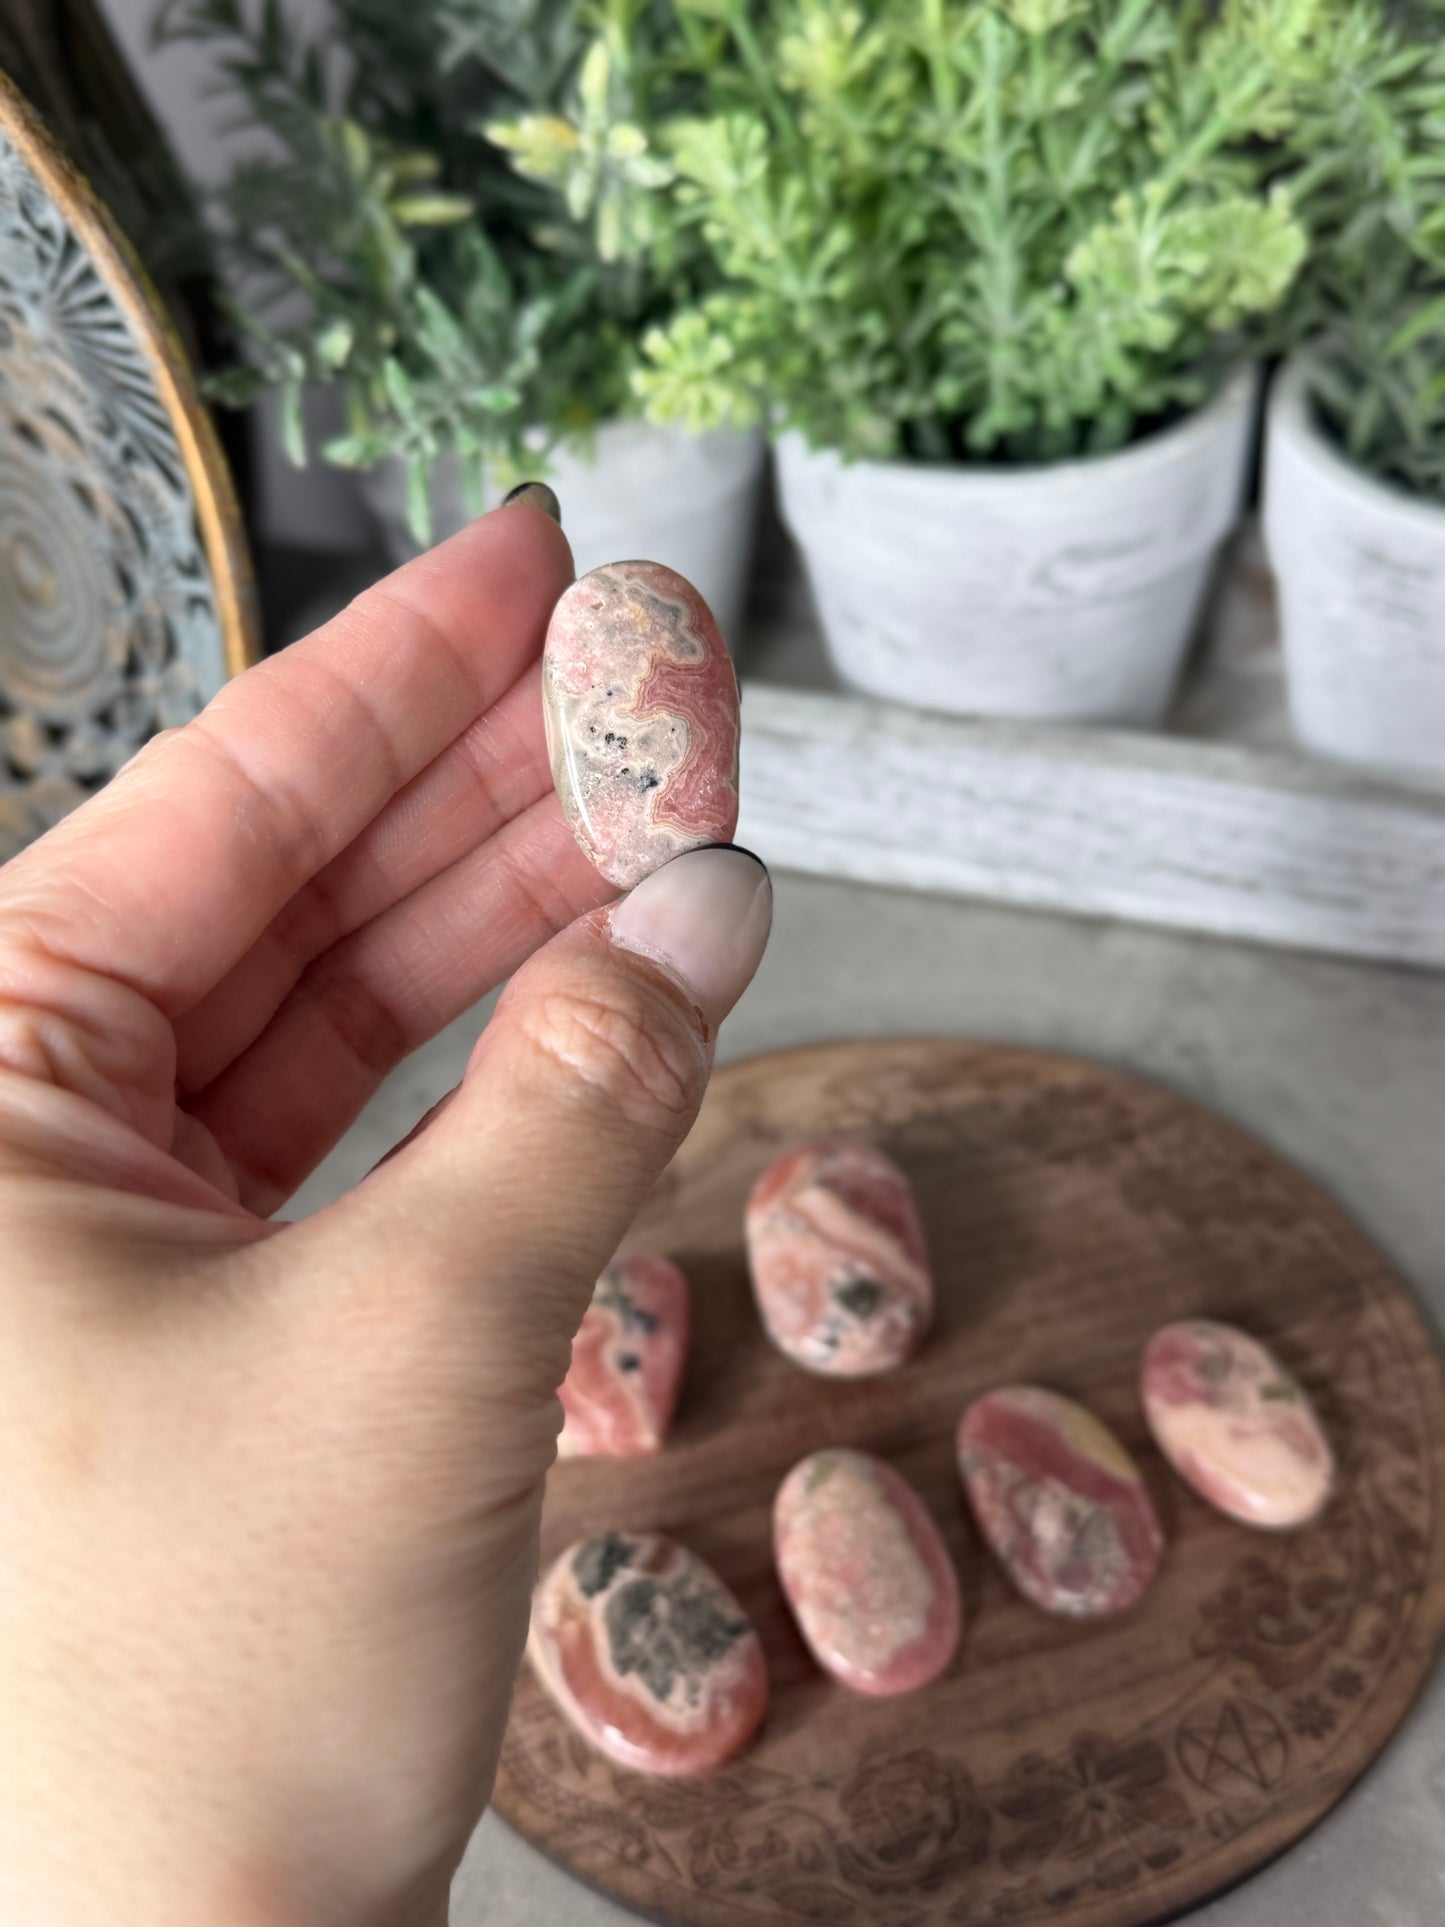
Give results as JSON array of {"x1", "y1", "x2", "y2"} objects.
[
  {"x1": 501, "y1": 480, "x2": 562, "y2": 526},
  {"x1": 708, "y1": 842, "x2": 769, "y2": 873}
]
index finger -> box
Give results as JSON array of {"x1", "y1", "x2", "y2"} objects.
[{"x1": 0, "y1": 504, "x2": 573, "y2": 1016}]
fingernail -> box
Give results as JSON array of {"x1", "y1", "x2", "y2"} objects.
[
  {"x1": 501, "y1": 479, "x2": 562, "y2": 525},
  {"x1": 609, "y1": 845, "x2": 772, "y2": 1031}
]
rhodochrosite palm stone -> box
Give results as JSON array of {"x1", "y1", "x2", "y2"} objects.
[
  {"x1": 774, "y1": 1448, "x2": 961, "y2": 1696},
  {"x1": 528, "y1": 1532, "x2": 767, "y2": 1777},
  {"x1": 542, "y1": 560, "x2": 740, "y2": 889},
  {"x1": 1141, "y1": 1319, "x2": 1334, "y2": 1529},
  {"x1": 958, "y1": 1387, "x2": 1163, "y2": 1619},
  {"x1": 558, "y1": 1254, "x2": 689, "y2": 1459},
  {"x1": 746, "y1": 1139, "x2": 933, "y2": 1375}
]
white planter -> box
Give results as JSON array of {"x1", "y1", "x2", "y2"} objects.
[
  {"x1": 774, "y1": 369, "x2": 1257, "y2": 724},
  {"x1": 360, "y1": 419, "x2": 765, "y2": 648},
  {"x1": 1264, "y1": 360, "x2": 1445, "y2": 780}
]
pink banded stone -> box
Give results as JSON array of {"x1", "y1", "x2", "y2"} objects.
[
  {"x1": 958, "y1": 1388, "x2": 1162, "y2": 1619},
  {"x1": 542, "y1": 560, "x2": 740, "y2": 889},
  {"x1": 529, "y1": 1531, "x2": 767, "y2": 1777},
  {"x1": 1141, "y1": 1319, "x2": 1334, "y2": 1529},
  {"x1": 746, "y1": 1139, "x2": 933, "y2": 1376},
  {"x1": 558, "y1": 1253, "x2": 690, "y2": 1460},
  {"x1": 774, "y1": 1449, "x2": 961, "y2": 1695}
]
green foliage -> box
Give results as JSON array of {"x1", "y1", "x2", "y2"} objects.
[
  {"x1": 157, "y1": 0, "x2": 1445, "y2": 509},
  {"x1": 488, "y1": 38, "x2": 677, "y2": 265},
  {"x1": 153, "y1": 0, "x2": 701, "y2": 542},
  {"x1": 638, "y1": 0, "x2": 1316, "y2": 463},
  {"x1": 1276, "y1": 2, "x2": 1445, "y2": 500}
]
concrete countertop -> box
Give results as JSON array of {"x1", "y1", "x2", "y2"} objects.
[{"x1": 293, "y1": 875, "x2": 1445, "y2": 1927}]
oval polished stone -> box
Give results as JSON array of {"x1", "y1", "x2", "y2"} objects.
[
  {"x1": 774, "y1": 1448, "x2": 961, "y2": 1696},
  {"x1": 542, "y1": 560, "x2": 740, "y2": 889},
  {"x1": 558, "y1": 1253, "x2": 690, "y2": 1460},
  {"x1": 957, "y1": 1387, "x2": 1163, "y2": 1618},
  {"x1": 1141, "y1": 1319, "x2": 1334, "y2": 1529},
  {"x1": 529, "y1": 1531, "x2": 767, "y2": 1777},
  {"x1": 746, "y1": 1139, "x2": 933, "y2": 1376}
]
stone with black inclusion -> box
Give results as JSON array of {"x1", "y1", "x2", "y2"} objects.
[
  {"x1": 556, "y1": 1253, "x2": 690, "y2": 1459},
  {"x1": 747, "y1": 1139, "x2": 934, "y2": 1376},
  {"x1": 606, "y1": 1570, "x2": 751, "y2": 1704},
  {"x1": 573, "y1": 1531, "x2": 636, "y2": 1599},
  {"x1": 542, "y1": 561, "x2": 740, "y2": 890},
  {"x1": 529, "y1": 1531, "x2": 768, "y2": 1777}
]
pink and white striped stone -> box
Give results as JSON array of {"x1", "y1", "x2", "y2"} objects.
[
  {"x1": 529, "y1": 1531, "x2": 767, "y2": 1777},
  {"x1": 958, "y1": 1387, "x2": 1162, "y2": 1619},
  {"x1": 1141, "y1": 1319, "x2": 1334, "y2": 1529},
  {"x1": 543, "y1": 561, "x2": 740, "y2": 889},
  {"x1": 746, "y1": 1139, "x2": 933, "y2": 1376},
  {"x1": 774, "y1": 1449, "x2": 960, "y2": 1695},
  {"x1": 558, "y1": 1253, "x2": 689, "y2": 1460}
]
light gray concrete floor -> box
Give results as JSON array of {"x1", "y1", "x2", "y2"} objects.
[{"x1": 289, "y1": 875, "x2": 1445, "y2": 1926}]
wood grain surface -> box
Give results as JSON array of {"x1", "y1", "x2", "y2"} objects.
[{"x1": 494, "y1": 1038, "x2": 1445, "y2": 1926}]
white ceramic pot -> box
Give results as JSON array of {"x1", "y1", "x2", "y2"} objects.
[
  {"x1": 360, "y1": 419, "x2": 766, "y2": 648},
  {"x1": 774, "y1": 368, "x2": 1257, "y2": 724},
  {"x1": 1264, "y1": 360, "x2": 1445, "y2": 779}
]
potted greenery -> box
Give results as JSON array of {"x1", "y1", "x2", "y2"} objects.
[
  {"x1": 1263, "y1": 0, "x2": 1445, "y2": 778},
  {"x1": 155, "y1": 0, "x2": 764, "y2": 641},
  {"x1": 638, "y1": 0, "x2": 1310, "y2": 723}
]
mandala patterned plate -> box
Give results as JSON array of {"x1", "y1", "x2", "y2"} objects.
[
  {"x1": 0, "y1": 74, "x2": 255, "y2": 861},
  {"x1": 496, "y1": 1037, "x2": 1445, "y2": 1927}
]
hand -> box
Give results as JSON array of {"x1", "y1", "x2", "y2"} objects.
[{"x1": 0, "y1": 502, "x2": 771, "y2": 1927}]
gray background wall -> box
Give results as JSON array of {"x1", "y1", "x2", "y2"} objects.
[{"x1": 100, "y1": 0, "x2": 331, "y2": 184}]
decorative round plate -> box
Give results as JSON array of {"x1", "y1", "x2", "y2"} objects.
[
  {"x1": 0, "y1": 73, "x2": 256, "y2": 861},
  {"x1": 495, "y1": 1037, "x2": 1445, "y2": 1927}
]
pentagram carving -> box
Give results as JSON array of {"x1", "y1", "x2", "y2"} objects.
[{"x1": 1177, "y1": 1699, "x2": 1289, "y2": 1795}]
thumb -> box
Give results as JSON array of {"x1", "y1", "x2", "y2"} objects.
[{"x1": 322, "y1": 844, "x2": 771, "y2": 1385}]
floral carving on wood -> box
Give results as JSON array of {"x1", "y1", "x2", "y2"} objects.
[
  {"x1": 834, "y1": 1749, "x2": 991, "y2": 1896},
  {"x1": 992, "y1": 1734, "x2": 1191, "y2": 1902}
]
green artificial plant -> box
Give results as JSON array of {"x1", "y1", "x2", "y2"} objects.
[
  {"x1": 638, "y1": 0, "x2": 1317, "y2": 464},
  {"x1": 154, "y1": 0, "x2": 701, "y2": 541},
  {"x1": 1277, "y1": 0, "x2": 1445, "y2": 502}
]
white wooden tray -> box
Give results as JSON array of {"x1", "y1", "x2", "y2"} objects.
[{"x1": 737, "y1": 529, "x2": 1445, "y2": 971}]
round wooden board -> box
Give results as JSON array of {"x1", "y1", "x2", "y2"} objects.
[{"x1": 494, "y1": 1038, "x2": 1445, "y2": 1926}]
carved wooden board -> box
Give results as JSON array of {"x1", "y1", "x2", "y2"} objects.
[{"x1": 494, "y1": 1038, "x2": 1445, "y2": 1926}]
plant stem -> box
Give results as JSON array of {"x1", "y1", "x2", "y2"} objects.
[
  {"x1": 720, "y1": 2, "x2": 799, "y2": 146},
  {"x1": 977, "y1": 11, "x2": 1019, "y2": 425}
]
